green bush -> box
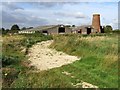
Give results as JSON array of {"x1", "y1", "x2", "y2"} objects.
[
  {"x1": 112, "y1": 30, "x2": 120, "y2": 34},
  {"x1": 21, "y1": 33, "x2": 53, "y2": 48},
  {"x1": 2, "y1": 55, "x2": 20, "y2": 67},
  {"x1": 104, "y1": 25, "x2": 113, "y2": 33}
]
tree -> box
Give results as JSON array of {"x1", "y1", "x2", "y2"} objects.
[
  {"x1": 5, "y1": 29, "x2": 10, "y2": 33},
  {"x1": 72, "y1": 25, "x2": 75, "y2": 27},
  {"x1": 10, "y1": 24, "x2": 20, "y2": 33},
  {"x1": 0, "y1": 28, "x2": 2, "y2": 35},
  {"x1": 28, "y1": 27, "x2": 33, "y2": 29},
  {"x1": 104, "y1": 25, "x2": 113, "y2": 33},
  {"x1": 112, "y1": 29, "x2": 120, "y2": 34},
  {"x1": 2, "y1": 28, "x2": 5, "y2": 31},
  {"x1": 21, "y1": 27, "x2": 26, "y2": 30},
  {"x1": 11, "y1": 24, "x2": 20, "y2": 31},
  {"x1": 0, "y1": 28, "x2": 9, "y2": 35},
  {"x1": 1, "y1": 28, "x2": 6, "y2": 34},
  {"x1": 66, "y1": 25, "x2": 71, "y2": 27}
]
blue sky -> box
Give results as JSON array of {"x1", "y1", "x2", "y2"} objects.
[{"x1": 1, "y1": 1, "x2": 119, "y2": 29}]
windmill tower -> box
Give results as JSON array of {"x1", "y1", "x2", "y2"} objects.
[{"x1": 92, "y1": 14, "x2": 101, "y2": 33}]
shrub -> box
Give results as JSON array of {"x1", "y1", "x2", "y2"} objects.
[
  {"x1": 112, "y1": 30, "x2": 120, "y2": 34},
  {"x1": 104, "y1": 25, "x2": 113, "y2": 33},
  {"x1": 2, "y1": 55, "x2": 20, "y2": 67}
]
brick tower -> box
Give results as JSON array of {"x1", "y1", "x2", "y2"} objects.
[{"x1": 92, "y1": 14, "x2": 101, "y2": 33}]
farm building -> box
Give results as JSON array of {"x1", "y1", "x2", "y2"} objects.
[
  {"x1": 72, "y1": 14, "x2": 104, "y2": 34},
  {"x1": 72, "y1": 25, "x2": 94, "y2": 34},
  {"x1": 18, "y1": 14, "x2": 104, "y2": 35},
  {"x1": 18, "y1": 24, "x2": 72, "y2": 35},
  {"x1": 72, "y1": 25, "x2": 104, "y2": 34}
]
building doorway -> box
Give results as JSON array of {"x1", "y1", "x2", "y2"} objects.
[
  {"x1": 100, "y1": 26, "x2": 104, "y2": 33},
  {"x1": 87, "y1": 27, "x2": 91, "y2": 34},
  {"x1": 58, "y1": 27, "x2": 65, "y2": 33},
  {"x1": 42, "y1": 30, "x2": 48, "y2": 35},
  {"x1": 78, "y1": 29, "x2": 82, "y2": 33}
]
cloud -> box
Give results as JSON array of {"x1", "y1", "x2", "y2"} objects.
[
  {"x1": 2, "y1": 11, "x2": 49, "y2": 28},
  {"x1": 2, "y1": 2, "x2": 23, "y2": 11},
  {"x1": 2, "y1": 3, "x2": 49, "y2": 28},
  {"x1": 21, "y1": 2, "x2": 80, "y2": 9},
  {"x1": 2, "y1": 11, "x2": 24, "y2": 23},
  {"x1": 112, "y1": 19, "x2": 118, "y2": 29},
  {"x1": 27, "y1": 16, "x2": 49, "y2": 26},
  {"x1": 54, "y1": 12, "x2": 87, "y2": 19},
  {"x1": 1, "y1": 2, "x2": 118, "y2": 29},
  {"x1": 2, "y1": 2, "x2": 85, "y2": 28},
  {"x1": 103, "y1": 18, "x2": 118, "y2": 29},
  {"x1": 32, "y1": 2, "x2": 57, "y2": 8}
]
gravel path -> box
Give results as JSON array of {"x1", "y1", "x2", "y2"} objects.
[{"x1": 28, "y1": 40, "x2": 81, "y2": 71}]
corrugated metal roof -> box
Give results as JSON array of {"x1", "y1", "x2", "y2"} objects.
[
  {"x1": 20, "y1": 24, "x2": 72, "y2": 32},
  {"x1": 21, "y1": 25, "x2": 59, "y2": 31},
  {"x1": 72, "y1": 25, "x2": 93, "y2": 31}
]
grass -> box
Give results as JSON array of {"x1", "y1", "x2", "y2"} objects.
[
  {"x1": 2, "y1": 33, "x2": 53, "y2": 88},
  {"x1": 49, "y1": 33, "x2": 118, "y2": 88},
  {"x1": 2, "y1": 33, "x2": 118, "y2": 88}
]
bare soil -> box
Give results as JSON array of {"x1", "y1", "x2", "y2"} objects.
[{"x1": 28, "y1": 40, "x2": 81, "y2": 71}]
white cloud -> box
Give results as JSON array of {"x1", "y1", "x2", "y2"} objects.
[
  {"x1": 54, "y1": 12, "x2": 87, "y2": 19},
  {"x1": 1, "y1": 2, "x2": 118, "y2": 29},
  {"x1": 2, "y1": 3, "x2": 50, "y2": 28},
  {"x1": 2, "y1": 2, "x2": 23, "y2": 11}
]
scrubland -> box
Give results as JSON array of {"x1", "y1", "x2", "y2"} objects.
[{"x1": 1, "y1": 33, "x2": 119, "y2": 88}]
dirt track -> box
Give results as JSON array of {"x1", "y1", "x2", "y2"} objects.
[{"x1": 28, "y1": 40, "x2": 81, "y2": 71}]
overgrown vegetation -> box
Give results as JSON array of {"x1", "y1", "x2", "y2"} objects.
[
  {"x1": 49, "y1": 33, "x2": 118, "y2": 88},
  {"x1": 112, "y1": 29, "x2": 120, "y2": 34},
  {"x1": 10, "y1": 33, "x2": 118, "y2": 88},
  {"x1": 2, "y1": 33, "x2": 52, "y2": 87},
  {"x1": 2, "y1": 32, "x2": 118, "y2": 88},
  {"x1": 103, "y1": 25, "x2": 113, "y2": 33}
]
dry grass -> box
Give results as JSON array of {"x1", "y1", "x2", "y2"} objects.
[
  {"x1": 102, "y1": 54, "x2": 118, "y2": 67},
  {"x1": 3, "y1": 35, "x2": 25, "y2": 44},
  {"x1": 79, "y1": 36, "x2": 112, "y2": 42}
]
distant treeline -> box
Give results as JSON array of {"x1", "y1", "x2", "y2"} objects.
[{"x1": 0, "y1": 24, "x2": 33, "y2": 35}]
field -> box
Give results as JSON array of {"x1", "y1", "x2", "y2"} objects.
[
  {"x1": 1, "y1": 33, "x2": 119, "y2": 88},
  {"x1": 2, "y1": 33, "x2": 53, "y2": 88}
]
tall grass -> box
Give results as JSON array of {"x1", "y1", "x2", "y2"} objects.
[
  {"x1": 49, "y1": 33, "x2": 118, "y2": 88},
  {"x1": 7, "y1": 33, "x2": 118, "y2": 88},
  {"x1": 2, "y1": 33, "x2": 53, "y2": 87}
]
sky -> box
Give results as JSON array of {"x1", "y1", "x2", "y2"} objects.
[{"x1": 1, "y1": 1, "x2": 119, "y2": 29}]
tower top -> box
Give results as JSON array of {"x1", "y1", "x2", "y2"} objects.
[{"x1": 93, "y1": 14, "x2": 100, "y2": 16}]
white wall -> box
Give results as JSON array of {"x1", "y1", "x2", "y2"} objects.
[{"x1": 18, "y1": 31, "x2": 35, "y2": 34}]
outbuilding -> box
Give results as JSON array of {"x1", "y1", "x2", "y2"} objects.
[{"x1": 72, "y1": 25, "x2": 94, "y2": 34}]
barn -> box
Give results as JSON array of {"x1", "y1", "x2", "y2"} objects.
[
  {"x1": 18, "y1": 14, "x2": 104, "y2": 35},
  {"x1": 72, "y1": 25, "x2": 94, "y2": 34},
  {"x1": 18, "y1": 24, "x2": 72, "y2": 35},
  {"x1": 72, "y1": 25, "x2": 104, "y2": 34}
]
